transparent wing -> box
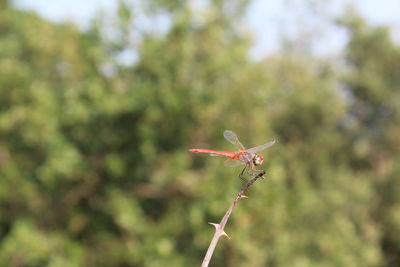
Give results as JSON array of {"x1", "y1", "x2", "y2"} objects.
[
  {"x1": 210, "y1": 153, "x2": 223, "y2": 157},
  {"x1": 245, "y1": 139, "x2": 276, "y2": 154},
  {"x1": 224, "y1": 159, "x2": 245, "y2": 167},
  {"x1": 223, "y1": 130, "x2": 245, "y2": 151}
]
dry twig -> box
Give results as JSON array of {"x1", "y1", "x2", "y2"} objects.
[{"x1": 201, "y1": 170, "x2": 266, "y2": 267}]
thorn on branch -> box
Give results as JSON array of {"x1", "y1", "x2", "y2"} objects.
[
  {"x1": 221, "y1": 231, "x2": 230, "y2": 239},
  {"x1": 209, "y1": 223, "x2": 219, "y2": 229}
]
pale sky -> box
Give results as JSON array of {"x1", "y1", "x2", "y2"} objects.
[{"x1": 13, "y1": 0, "x2": 400, "y2": 59}]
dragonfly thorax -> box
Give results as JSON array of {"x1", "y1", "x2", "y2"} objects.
[{"x1": 253, "y1": 154, "x2": 264, "y2": 166}]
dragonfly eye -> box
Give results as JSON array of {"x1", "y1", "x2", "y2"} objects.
[{"x1": 253, "y1": 155, "x2": 264, "y2": 166}]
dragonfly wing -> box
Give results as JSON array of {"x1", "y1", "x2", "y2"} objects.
[
  {"x1": 223, "y1": 130, "x2": 245, "y2": 151},
  {"x1": 245, "y1": 139, "x2": 276, "y2": 154},
  {"x1": 224, "y1": 159, "x2": 245, "y2": 167}
]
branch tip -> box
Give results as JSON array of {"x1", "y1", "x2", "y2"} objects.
[{"x1": 202, "y1": 170, "x2": 266, "y2": 267}]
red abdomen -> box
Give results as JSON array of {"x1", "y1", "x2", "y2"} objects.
[{"x1": 188, "y1": 149, "x2": 237, "y2": 159}]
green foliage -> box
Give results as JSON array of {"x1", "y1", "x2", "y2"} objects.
[
  {"x1": 339, "y1": 15, "x2": 400, "y2": 266},
  {"x1": 0, "y1": 1, "x2": 399, "y2": 266}
]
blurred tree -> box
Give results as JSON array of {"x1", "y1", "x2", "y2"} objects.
[
  {"x1": 1, "y1": 0, "x2": 399, "y2": 266},
  {"x1": 0, "y1": 0, "x2": 274, "y2": 266},
  {"x1": 339, "y1": 14, "x2": 400, "y2": 266}
]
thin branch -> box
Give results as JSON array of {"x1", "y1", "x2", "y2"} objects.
[{"x1": 201, "y1": 170, "x2": 266, "y2": 267}]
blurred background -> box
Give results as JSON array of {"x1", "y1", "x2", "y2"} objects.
[{"x1": 1, "y1": 0, "x2": 400, "y2": 266}]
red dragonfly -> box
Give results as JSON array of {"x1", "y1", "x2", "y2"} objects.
[{"x1": 189, "y1": 130, "x2": 275, "y2": 178}]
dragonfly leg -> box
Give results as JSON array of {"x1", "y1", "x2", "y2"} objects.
[
  {"x1": 239, "y1": 164, "x2": 265, "y2": 181},
  {"x1": 239, "y1": 165, "x2": 249, "y2": 181},
  {"x1": 247, "y1": 165, "x2": 266, "y2": 178}
]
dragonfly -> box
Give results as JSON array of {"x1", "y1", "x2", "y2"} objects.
[{"x1": 189, "y1": 130, "x2": 275, "y2": 179}]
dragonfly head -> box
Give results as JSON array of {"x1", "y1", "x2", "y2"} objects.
[{"x1": 253, "y1": 154, "x2": 264, "y2": 166}]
